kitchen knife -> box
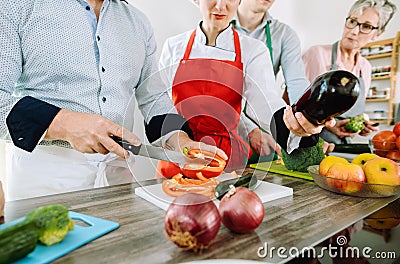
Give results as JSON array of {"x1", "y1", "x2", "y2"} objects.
[
  {"x1": 333, "y1": 143, "x2": 372, "y2": 154},
  {"x1": 110, "y1": 135, "x2": 210, "y2": 166}
]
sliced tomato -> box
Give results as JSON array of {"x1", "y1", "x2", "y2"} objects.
[{"x1": 181, "y1": 149, "x2": 226, "y2": 179}]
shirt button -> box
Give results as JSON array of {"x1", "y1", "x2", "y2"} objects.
[
  {"x1": 18, "y1": 137, "x2": 24, "y2": 141},
  {"x1": 97, "y1": 36, "x2": 100, "y2": 41},
  {"x1": 102, "y1": 97, "x2": 106, "y2": 103},
  {"x1": 85, "y1": 6, "x2": 90, "y2": 11},
  {"x1": 101, "y1": 67, "x2": 105, "y2": 72}
]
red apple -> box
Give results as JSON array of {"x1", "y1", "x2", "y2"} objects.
[
  {"x1": 396, "y1": 136, "x2": 400, "y2": 150},
  {"x1": 372, "y1": 131, "x2": 397, "y2": 151},
  {"x1": 326, "y1": 163, "x2": 366, "y2": 193},
  {"x1": 386, "y1": 150, "x2": 400, "y2": 162},
  {"x1": 393, "y1": 122, "x2": 400, "y2": 137}
]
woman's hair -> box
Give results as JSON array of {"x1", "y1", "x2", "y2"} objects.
[{"x1": 348, "y1": 0, "x2": 397, "y2": 31}]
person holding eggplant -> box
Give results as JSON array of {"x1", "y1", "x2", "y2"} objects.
[
  {"x1": 231, "y1": 0, "x2": 335, "y2": 162},
  {"x1": 303, "y1": 0, "x2": 396, "y2": 144},
  {"x1": 155, "y1": 0, "x2": 336, "y2": 178}
]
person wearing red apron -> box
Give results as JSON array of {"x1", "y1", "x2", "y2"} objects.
[
  {"x1": 156, "y1": 0, "x2": 335, "y2": 178},
  {"x1": 157, "y1": 28, "x2": 251, "y2": 177}
]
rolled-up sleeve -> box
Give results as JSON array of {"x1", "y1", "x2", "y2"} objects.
[{"x1": 1, "y1": 4, "x2": 61, "y2": 152}]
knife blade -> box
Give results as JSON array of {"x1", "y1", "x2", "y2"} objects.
[
  {"x1": 333, "y1": 143, "x2": 372, "y2": 154},
  {"x1": 110, "y1": 135, "x2": 210, "y2": 166}
]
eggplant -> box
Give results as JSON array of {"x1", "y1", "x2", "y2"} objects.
[{"x1": 214, "y1": 175, "x2": 257, "y2": 200}]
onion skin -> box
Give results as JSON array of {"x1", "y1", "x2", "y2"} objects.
[
  {"x1": 219, "y1": 187, "x2": 264, "y2": 234},
  {"x1": 164, "y1": 193, "x2": 221, "y2": 251}
]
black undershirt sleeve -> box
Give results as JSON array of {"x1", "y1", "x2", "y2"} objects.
[
  {"x1": 270, "y1": 107, "x2": 319, "y2": 152},
  {"x1": 145, "y1": 113, "x2": 193, "y2": 143},
  {"x1": 6, "y1": 96, "x2": 61, "y2": 152}
]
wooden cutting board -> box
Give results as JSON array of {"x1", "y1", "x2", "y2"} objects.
[
  {"x1": 250, "y1": 161, "x2": 313, "y2": 181},
  {"x1": 0, "y1": 211, "x2": 119, "y2": 263}
]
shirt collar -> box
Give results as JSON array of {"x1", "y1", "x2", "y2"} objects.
[
  {"x1": 196, "y1": 21, "x2": 234, "y2": 49},
  {"x1": 77, "y1": 0, "x2": 111, "y2": 7},
  {"x1": 231, "y1": 11, "x2": 272, "y2": 33}
]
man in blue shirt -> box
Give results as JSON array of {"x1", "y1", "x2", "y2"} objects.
[{"x1": 0, "y1": 0, "x2": 227, "y2": 200}]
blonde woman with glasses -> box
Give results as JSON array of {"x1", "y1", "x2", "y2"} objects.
[{"x1": 302, "y1": 0, "x2": 396, "y2": 144}]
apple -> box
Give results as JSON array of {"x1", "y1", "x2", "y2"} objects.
[
  {"x1": 365, "y1": 218, "x2": 400, "y2": 230},
  {"x1": 396, "y1": 136, "x2": 400, "y2": 150},
  {"x1": 372, "y1": 131, "x2": 397, "y2": 151},
  {"x1": 363, "y1": 157, "x2": 400, "y2": 185},
  {"x1": 386, "y1": 150, "x2": 400, "y2": 162},
  {"x1": 326, "y1": 163, "x2": 366, "y2": 193},
  {"x1": 351, "y1": 153, "x2": 379, "y2": 167},
  {"x1": 393, "y1": 122, "x2": 400, "y2": 137},
  {"x1": 319, "y1": 156, "x2": 348, "y2": 176},
  {"x1": 365, "y1": 201, "x2": 400, "y2": 229}
]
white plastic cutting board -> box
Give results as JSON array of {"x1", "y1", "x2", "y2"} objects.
[{"x1": 135, "y1": 174, "x2": 293, "y2": 211}]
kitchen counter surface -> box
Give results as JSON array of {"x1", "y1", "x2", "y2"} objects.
[{"x1": 3, "y1": 168, "x2": 399, "y2": 263}]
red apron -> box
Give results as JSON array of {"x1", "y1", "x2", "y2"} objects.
[{"x1": 157, "y1": 29, "x2": 251, "y2": 178}]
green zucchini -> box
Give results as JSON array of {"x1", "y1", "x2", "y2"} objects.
[
  {"x1": 0, "y1": 220, "x2": 38, "y2": 264},
  {"x1": 214, "y1": 175, "x2": 258, "y2": 200}
]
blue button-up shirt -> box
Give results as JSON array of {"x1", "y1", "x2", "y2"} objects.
[{"x1": 0, "y1": 0, "x2": 176, "y2": 148}]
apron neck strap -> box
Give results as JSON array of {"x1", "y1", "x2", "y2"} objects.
[
  {"x1": 265, "y1": 22, "x2": 273, "y2": 64},
  {"x1": 183, "y1": 28, "x2": 242, "y2": 63},
  {"x1": 183, "y1": 30, "x2": 197, "y2": 60},
  {"x1": 330, "y1": 41, "x2": 340, "y2": 70},
  {"x1": 331, "y1": 40, "x2": 362, "y2": 77},
  {"x1": 231, "y1": 18, "x2": 272, "y2": 63},
  {"x1": 232, "y1": 28, "x2": 241, "y2": 63}
]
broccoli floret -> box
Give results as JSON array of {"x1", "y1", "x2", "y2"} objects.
[
  {"x1": 25, "y1": 204, "x2": 74, "y2": 246},
  {"x1": 281, "y1": 139, "x2": 325, "y2": 172},
  {"x1": 345, "y1": 115, "x2": 364, "y2": 132},
  {"x1": 345, "y1": 113, "x2": 369, "y2": 132}
]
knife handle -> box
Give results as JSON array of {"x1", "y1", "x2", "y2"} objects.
[{"x1": 110, "y1": 135, "x2": 141, "y2": 155}]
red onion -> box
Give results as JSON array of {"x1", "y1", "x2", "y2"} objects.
[
  {"x1": 164, "y1": 193, "x2": 221, "y2": 251},
  {"x1": 219, "y1": 186, "x2": 264, "y2": 233}
]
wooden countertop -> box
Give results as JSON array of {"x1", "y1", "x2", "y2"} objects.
[{"x1": 3, "y1": 169, "x2": 399, "y2": 263}]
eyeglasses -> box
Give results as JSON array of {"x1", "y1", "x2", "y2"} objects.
[{"x1": 345, "y1": 17, "x2": 379, "y2": 34}]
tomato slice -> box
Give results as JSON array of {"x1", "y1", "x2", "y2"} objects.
[{"x1": 181, "y1": 149, "x2": 226, "y2": 179}]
